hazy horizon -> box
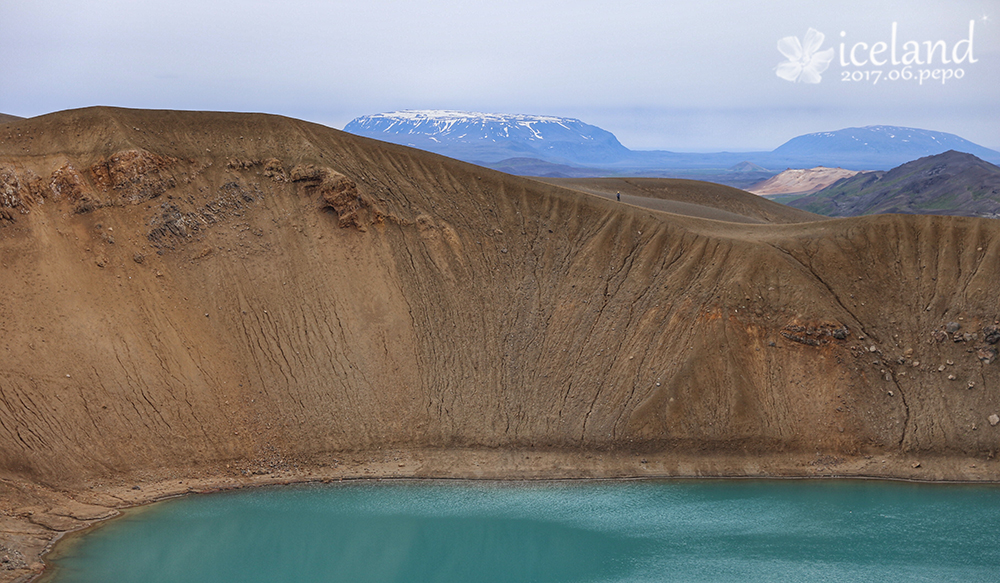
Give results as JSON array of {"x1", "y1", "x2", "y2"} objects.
[{"x1": 2, "y1": 0, "x2": 996, "y2": 151}]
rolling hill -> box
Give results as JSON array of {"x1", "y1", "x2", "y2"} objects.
[
  {"x1": 788, "y1": 151, "x2": 1000, "y2": 218},
  {"x1": 747, "y1": 167, "x2": 867, "y2": 197},
  {"x1": 2, "y1": 107, "x2": 1000, "y2": 580},
  {"x1": 537, "y1": 177, "x2": 820, "y2": 224}
]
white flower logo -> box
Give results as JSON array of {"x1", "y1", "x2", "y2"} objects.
[{"x1": 776, "y1": 28, "x2": 835, "y2": 84}]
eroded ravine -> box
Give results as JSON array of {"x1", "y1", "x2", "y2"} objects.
[{"x1": 1, "y1": 108, "x2": 999, "y2": 582}]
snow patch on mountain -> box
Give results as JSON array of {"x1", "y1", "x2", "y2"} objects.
[
  {"x1": 343, "y1": 112, "x2": 1000, "y2": 172},
  {"x1": 775, "y1": 126, "x2": 995, "y2": 157},
  {"x1": 344, "y1": 110, "x2": 630, "y2": 165},
  {"x1": 347, "y1": 110, "x2": 603, "y2": 142}
]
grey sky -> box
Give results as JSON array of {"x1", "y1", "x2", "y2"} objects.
[{"x1": 2, "y1": 0, "x2": 997, "y2": 151}]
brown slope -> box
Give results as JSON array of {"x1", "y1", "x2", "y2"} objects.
[
  {"x1": 539, "y1": 176, "x2": 822, "y2": 224},
  {"x1": 3, "y1": 106, "x2": 1000, "y2": 580},
  {"x1": 1, "y1": 107, "x2": 998, "y2": 478},
  {"x1": 0, "y1": 113, "x2": 23, "y2": 124}
]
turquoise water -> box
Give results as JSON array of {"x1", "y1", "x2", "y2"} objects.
[{"x1": 44, "y1": 480, "x2": 1000, "y2": 583}]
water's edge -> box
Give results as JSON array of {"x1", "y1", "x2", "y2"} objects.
[
  {"x1": 7, "y1": 448, "x2": 1000, "y2": 583},
  {"x1": 33, "y1": 473, "x2": 1000, "y2": 583}
]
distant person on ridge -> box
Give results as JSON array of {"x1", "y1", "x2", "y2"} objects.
[{"x1": 616, "y1": 191, "x2": 620, "y2": 201}]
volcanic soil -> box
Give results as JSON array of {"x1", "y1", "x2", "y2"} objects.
[
  {"x1": 538, "y1": 176, "x2": 820, "y2": 223},
  {"x1": 1, "y1": 108, "x2": 1000, "y2": 581},
  {"x1": 746, "y1": 166, "x2": 866, "y2": 197}
]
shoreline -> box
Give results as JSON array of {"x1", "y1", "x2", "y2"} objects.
[{"x1": 4, "y1": 448, "x2": 1000, "y2": 583}]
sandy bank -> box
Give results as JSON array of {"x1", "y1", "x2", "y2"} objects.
[{"x1": 3, "y1": 447, "x2": 999, "y2": 582}]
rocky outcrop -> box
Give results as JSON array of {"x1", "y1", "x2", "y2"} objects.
[
  {"x1": 318, "y1": 173, "x2": 367, "y2": 230},
  {"x1": 88, "y1": 149, "x2": 178, "y2": 204},
  {"x1": 0, "y1": 149, "x2": 179, "y2": 219},
  {"x1": 780, "y1": 322, "x2": 850, "y2": 346},
  {"x1": 289, "y1": 164, "x2": 381, "y2": 230},
  {"x1": 0, "y1": 165, "x2": 45, "y2": 220}
]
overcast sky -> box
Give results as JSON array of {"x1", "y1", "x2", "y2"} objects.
[{"x1": 2, "y1": 0, "x2": 997, "y2": 151}]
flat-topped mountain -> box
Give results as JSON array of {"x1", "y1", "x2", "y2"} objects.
[
  {"x1": 345, "y1": 110, "x2": 631, "y2": 165},
  {"x1": 789, "y1": 151, "x2": 1000, "y2": 218},
  {"x1": 346, "y1": 111, "x2": 1000, "y2": 173},
  {"x1": 2, "y1": 106, "x2": 1000, "y2": 580},
  {"x1": 773, "y1": 126, "x2": 1000, "y2": 168}
]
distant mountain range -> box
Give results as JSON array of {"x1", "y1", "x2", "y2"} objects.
[
  {"x1": 344, "y1": 111, "x2": 1000, "y2": 175},
  {"x1": 772, "y1": 126, "x2": 1000, "y2": 170},
  {"x1": 787, "y1": 151, "x2": 1000, "y2": 218},
  {"x1": 345, "y1": 110, "x2": 631, "y2": 166}
]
